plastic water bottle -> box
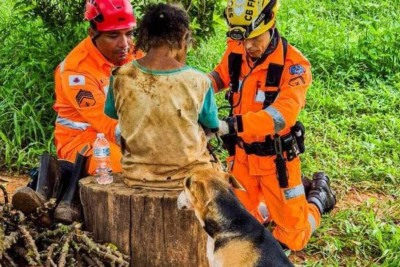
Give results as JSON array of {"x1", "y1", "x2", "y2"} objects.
[{"x1": 93, "y1": 133, "x2": 113, "y2": 184}]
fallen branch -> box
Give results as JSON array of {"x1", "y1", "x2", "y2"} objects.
[
  {"x1": 80, "y1": 243, "x2": 129, "y2": 266},
  {"x1": 58, "y1": 232, "x2": 73, "y2": 267},
  {"x1": 2, "y1": 231, "x2": 20, "y2": 251},
  {"x1": 19, "y1": 225, "x2": 42, "y2": 265},
  {"x1": 0, "y1": 186, "x2": 129, "y2": 266},
  {"x1": 45, "y1": 243, "x2": 58, "y2": 267}
]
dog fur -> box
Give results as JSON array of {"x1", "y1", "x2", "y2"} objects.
[{"x1": 177, "y1": 168, "x2": 293, "y2": 267}]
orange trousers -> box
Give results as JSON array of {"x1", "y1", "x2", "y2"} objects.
[
  {"x1": 227, "y1": 151, "x2": 321, "y2": 251},
  {"x1": 55, "y1": 126, "x2": 122, "y2": 175}
]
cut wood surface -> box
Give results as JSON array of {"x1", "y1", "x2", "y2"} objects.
[{"x1": 79, "y1": 174, "x2": 207, "y2": 267}]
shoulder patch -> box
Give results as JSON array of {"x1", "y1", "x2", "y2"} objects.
[
  {"x1": 76, "y1": 89, "x2": 96, "y2": 108},
  {"x1": 69, "y1": 75, "x2": 85, "y2": 86},
  {"x1": 289, "y1": 76, "x2": 306, "y2": 87},
  {"x1": 289, "y1": 65, "x2": 305, "y2": 75}
]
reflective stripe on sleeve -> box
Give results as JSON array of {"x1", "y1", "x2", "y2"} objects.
[
  {"x1": 56, "y1": 116, "x2": 90, "y2": 131},
  {"x1": 264, "y1": 106, "x2": 286, "y2": 133}
]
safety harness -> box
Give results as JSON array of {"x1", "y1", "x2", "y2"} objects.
[
  {"x1": 223, "y1": 32, "x2": 305, "y2": 188},
  {"x1": 226, "y1": 30, "x2": 287, "y2": 112}
]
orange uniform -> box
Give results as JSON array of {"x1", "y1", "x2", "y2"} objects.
[
  {"x1": 53, "y1": 37, "x2": 141, "y2": 174},
  {"x1": 210, "y1": 31, "x2": 320, "y2": 251}
]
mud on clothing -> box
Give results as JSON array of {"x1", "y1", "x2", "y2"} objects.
[
  {"x1": 210, "y1": 31, "x2": 320, "y2": 251},
  {"x1": 105, "y1": 60, "x2": 220, "y2": 190},
  {"x1": 53, "y1": 37, "x2": 142, "y2": 174}
]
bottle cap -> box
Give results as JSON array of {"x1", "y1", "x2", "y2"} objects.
[{"x1": 97, "y1": 133, "x2": 105, "y2": 138}]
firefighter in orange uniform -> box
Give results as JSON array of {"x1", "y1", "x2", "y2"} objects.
[
  {"x1": 209, "y1": 0, "x2": 336, "y2": 251},
  {"x1": 53, "y1": 0, "x2": 142, "y2": 174}
]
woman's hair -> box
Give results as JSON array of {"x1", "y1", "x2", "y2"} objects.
[{"x1": 135, "y1": 3, "x2": 190, "y2": 52}]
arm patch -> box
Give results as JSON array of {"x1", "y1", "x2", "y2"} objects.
[
  {"x1": 76, "y1": 89, "x2": 96, "y2": 108},
  {"x1": 68, "y1": 75, "x2": 85, "y2": 86},
  {"x1": 289, "y1": 65, "x2": 305, "y2": 75},
  {"x1": 288, "y1": 76, "x2": 306, "y2": 87}
]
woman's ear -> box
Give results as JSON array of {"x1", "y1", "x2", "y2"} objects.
[{"x1": 183, "y1": 31, "x2": 192, "y2": 49}]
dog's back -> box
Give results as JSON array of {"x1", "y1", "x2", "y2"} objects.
[
  {"x1": 178, "y1": 169, "x2": 293, "y2": 267},
  {"x1": 211, "y1": 184, "x2": 293, "y2": 267}
]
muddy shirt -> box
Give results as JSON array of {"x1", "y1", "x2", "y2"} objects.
[{"x1": 105, "y1": 60, "x2": 219, "y2": 189}]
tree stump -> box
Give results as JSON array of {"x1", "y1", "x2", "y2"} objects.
[{"x1": 79, "y1": 174, "x2": 208, "y2": 267}]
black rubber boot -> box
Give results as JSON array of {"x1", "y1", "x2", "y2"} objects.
[
  {"x1": 55, "y1": 160, "x2": 75, "y2": 203},
  {"x1": 307, "y1": 172, "x2": 336, "y2": 214},
  {"x1": 12, "y1": 153, "x2": 61, "y2": 214},
  {"x1": 54, "y1": 145, "x2": 89, "y2": 224},
  {"x1": 35, "y1": 153, "x2": 61, "y2": 201}
]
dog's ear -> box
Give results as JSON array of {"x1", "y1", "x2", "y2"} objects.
[
  {"x1": 228, "y1": 175, "x2": 246, "y2": 191},
  {"x1": 184, "y1": 176, "x2": 192, "y2": 189},
  {"x1": 184, "y1": 176, "x2": 210, "y2": 205}
]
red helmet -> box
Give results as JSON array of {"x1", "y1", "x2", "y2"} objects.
[{"x1": 84, "y1": 0, "x2": 137, "y2": 31}]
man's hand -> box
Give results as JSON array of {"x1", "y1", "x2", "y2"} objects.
[
  {"x1": 206, "y1": 118, "x2": 236, "y2": 141},
  {"x1": 218, "y1": 120, "x2": 230, "y2": 136}
]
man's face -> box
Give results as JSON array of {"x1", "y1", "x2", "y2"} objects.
[
  {"x1": 243, "y1": 30, "x2": 271, "y2": 59},
  {"x1": 91, "y1": 28, "x2": 134, "y2": 66}
]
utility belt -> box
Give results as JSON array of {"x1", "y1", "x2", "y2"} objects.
[
  {"x1": 221, "y1": 121, "x2": 306, "y2": 188},
  {"x1": 222, "y1": 121, "x2": 305, "y2": 159},
  {"x1": 241, "y1": 132, "x2": 299, "y2": 160}
]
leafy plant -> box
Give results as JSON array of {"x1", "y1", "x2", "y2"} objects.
[{"x1": 14, "y1": 0, "x2": 226, "y2": 42}]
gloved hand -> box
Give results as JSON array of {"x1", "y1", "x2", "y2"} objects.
[
  {"x1": 205, "y1": 118, "x2": 236, "y2": 141},
  {"x1": 218, "y1": 120, "x2": 230, "y2": 136},
  {"x1": 220, "y1": 116, "x2": 237, "y2": 135}
]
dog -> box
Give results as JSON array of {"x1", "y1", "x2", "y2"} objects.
[{"x1": 177, "y1": 169, "x2": 293, "y2": 267}]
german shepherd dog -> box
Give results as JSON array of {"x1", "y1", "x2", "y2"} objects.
[{"x1": 177, "y1": 169, "x2": 293, "y2": 267}]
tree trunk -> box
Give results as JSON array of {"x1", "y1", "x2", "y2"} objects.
[{"x1": 79, "y1": 174, "x2": 208, "y2": 267}]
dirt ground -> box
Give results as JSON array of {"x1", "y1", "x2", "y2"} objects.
[{"x1": 0, "y1": 172, "x2": 30, "y2": 201}]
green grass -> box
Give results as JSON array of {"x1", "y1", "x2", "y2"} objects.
[
  {"x1": 0, "y1": 0, "x2": 399, "y2": 265},
  {"x1": 190, "y1": 0, "x2": 400, "y2": 265}
]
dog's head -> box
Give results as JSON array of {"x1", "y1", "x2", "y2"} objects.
[{"x1": 177, "y1": 168, "x2": 244, "y2": 227}]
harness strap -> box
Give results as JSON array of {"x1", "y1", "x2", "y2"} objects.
[
  {"x1": 228, "y1": 53, "x2": 242, "y2": 93},
  {"x1": 227, "y1": 34, "x2": 289, "y2": 110}
]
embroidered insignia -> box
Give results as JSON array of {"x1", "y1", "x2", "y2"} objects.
[
  {"x1": 69, "y1": 75, "x2": 85, "y2": 86},
  {"x1": 289, "y1": 76, "x2": 306, "y2": 87},
  {"x1": 289, "y1": 65, "x2": 305, "y2": 75},
  {"x1": 76, "y1": 90, "x2": 96, "y2": 108}
]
